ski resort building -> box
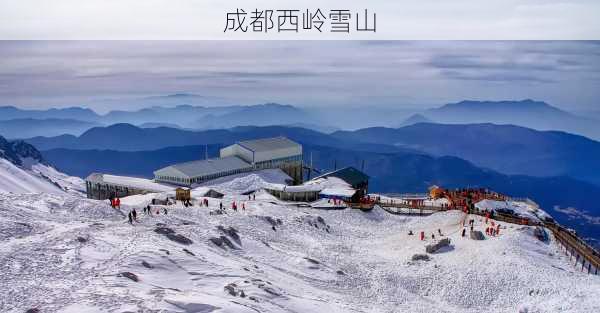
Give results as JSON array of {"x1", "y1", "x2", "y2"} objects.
[
  {"x1": 220, "y1": 136, "x2": 303, "y2": 184},
  {"x1": 264, "y1": 166, "x2": 370, "y2": 203},
  {"x1": 85, "y1": 173, "x2": 174, "y2": 200},
  {"x1": 153, "y1": 136, "x2": 303, "y2": 187},
  {"x1": 313, "y1": 167, "x2": 369, "y2": 202}
]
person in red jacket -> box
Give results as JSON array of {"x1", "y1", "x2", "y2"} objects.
[
  {"x1": 420, "y1": 231, "x2": 425, "y2": 241},
  {"x1": 115, "y1": 198, "x2": 121, "y2": 209}
]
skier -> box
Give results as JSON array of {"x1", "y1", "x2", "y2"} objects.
[
  {"x1": 462, "y1": 228, "x2": 466, "y2": 237},
  {"x1": 164, "y1": 208, "x2": 168, "y2": 215},
  {"x1": 438, "y1": 228, "x2": 443, "y2": 236},
  {"x1": 420, "y1": 231, "x2": 425, "y2": 241},
  {"x1": 116, "y1": 197, "x2": 121, "y2": 209},
  {"x1": 219, "y1": 202, "x2": 223, "y2": 210},
  {"x1": 132, "y1": 209, "x2": 137, "y2": 221},
  {"x1": 431, "y1": 233, "x2": 435, "y2": 240},
  {"x1": 242, "y1": 203, "x2": 245, "y2": 210},
  {"x1": 496, "y1": 224, "x2": 501, "y2": 235},
  {"x1": 128, "y1": 212, "x2": 133, "y2": 224},
  {"x1": 408, "y1": 230, "x2": 413, "y2": 236}
]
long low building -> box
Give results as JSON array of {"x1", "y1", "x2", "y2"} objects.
[
  {"x1": 154, "y1": 156, "x2": 253, "y2": 186},
  {"x1": 153, "y1": 136, "x2": 303, "y2": 187},
  {"x1": 85, "y1": 173, "x2": 175, "y2": 200}
]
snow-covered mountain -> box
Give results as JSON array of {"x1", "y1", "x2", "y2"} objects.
[
  {"x1": 0, "y1": 135, "x2": 85, "y2": 194},
  {"x1": 1, "y1": 170, "x2": 600, "y2": 312}
]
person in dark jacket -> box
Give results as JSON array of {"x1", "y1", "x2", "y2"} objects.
[
  {"x1": 132, "y1": 209, "x2": 137, "y2": 221},
  {"x1": 128, "y1": 212, "x2": 133, "y2": 224}
]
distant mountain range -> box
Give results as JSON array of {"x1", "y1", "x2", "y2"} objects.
[
  {"x1": 332, "y1": 123, "x2": 600, "y2": 187},
  {"x1": 0, "y1": 102, "x2": 329, "y2": 136},
  {"x1": 420, "y1": 99, "x2": 600, "y2": 139},
  {"x1": 4, "y1": 98, "x2": 599, "y2": 139},
  {"x1": 0, "y1": 106, "x2": 99, "y2": 122},
  {"x1": 24, "y1": 123, "x2": 345, "y2": 151},
  {"x1": 0, "y1": 118, "x2": 101, "y2": 139}
]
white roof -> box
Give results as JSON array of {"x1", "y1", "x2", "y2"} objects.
[
  {"x1": 86, "y1": 173, "x2": 174, "y2": 193},
  {"x1": 237, "y1": 136, "x2": 301, "y2": 153},
  {"x1": 154, "y1": 156, "x2": 252, "y2": 178},
  {"x1": 303, "y1": 176, "x2": 357, "y2": 197}
]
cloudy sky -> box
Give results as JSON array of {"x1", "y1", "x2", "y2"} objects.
[{"x1": 0, "y1": 41, "x2": 598, "y2": 113}]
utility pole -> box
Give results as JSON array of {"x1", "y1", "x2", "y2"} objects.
[{"x1": 309, "y1": 152, "x2": 313, "y2": 180}]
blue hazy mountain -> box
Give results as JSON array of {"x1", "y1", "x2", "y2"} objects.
[
  {"x1": 24, "y1": 124, "x2": 407, "y2": 154},
  {"x1": 0, "y1": 101, "x2": 329, "y2": 131},
  {"x1": 332, "y1": 123, "x2": 600, "y2": 187},
  {"x1": 0, "y1": 106, "x2": 100, "y2": 122},
  {"x1": 398, "y1": 113, "x2": 433, "y2": 127},
  {"x1": 195, "y1": 103, "x2": 319, "y2": 129},
  {"x1": 422, "y1": 99, "x2": 600, "y2": 139},
  {"x1": 40, "y1": 142, "x2": 600, "y2": 248},
  {"x1": 0, "y1": 118, "x2": 101, "y2": 139}
]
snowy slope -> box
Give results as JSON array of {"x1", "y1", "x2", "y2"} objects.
[
  {"x1": 0, "y1": 136, "x2": 85, "y2": 195},
  {"x1": 1, "y1": 186, "x2": 599, "y2": 313},
  {"x1": 0, "y1": 158, "x2": 64, "y2": 194}
]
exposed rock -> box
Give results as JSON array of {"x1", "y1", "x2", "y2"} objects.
[
  {"x1": 183, "y1": 248, "x2": 196, "y2": 256},
  {"x1": 217, "y1": 225, "x2": 241, "y2": 245},
  {"x1": 25, "y1": 309, "x2": 40, "y2": 313},
  {"x1": 210, "y1": 237, "x2": 224, "y2": 247},
  {"x1": 141, "y1": 261, "x2": 154, "y2": 269},
  {"x1": 166, "y1": 233, "x2": 193, "y2": 245},
  {"x1": 120, "y1": 272, "x2": 139, "y2": 282},
  {"x1": 220, "y1": 236, "x2": 237, "y2": 249},
  {"x1": 224, "y1": 284, "x2": 237, "y2": 296},
  {"x1": 224, "y1": 283, "x2": 246, "y2": 297},
  {"x1": 426, "y1": 238, "x2": 451, "y2": 254},
  {"x1": 76, "y1": 236, "x2": 87, "y2": 243},
  {"x1": 411, "y1": 254, "x2": 431, "y2": 261},
  {"x1": 154, "y1": 226, "x2": 175, "y2": 235},
  {"x1": 255, "y1": 215, "x2": 283, "y2": 227},
  {"x1": 259, "y1": 285, "x2": 281, "y2": 297},
  {"x1": 154, "y1": 227, "x2": 193, "y2": 245},
  {"x1": 304, "y1": 257, "x2": 320, "y2": 264},
  {"x1": 297, "y1": 215, "x2": 330, "y2": 231}
]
